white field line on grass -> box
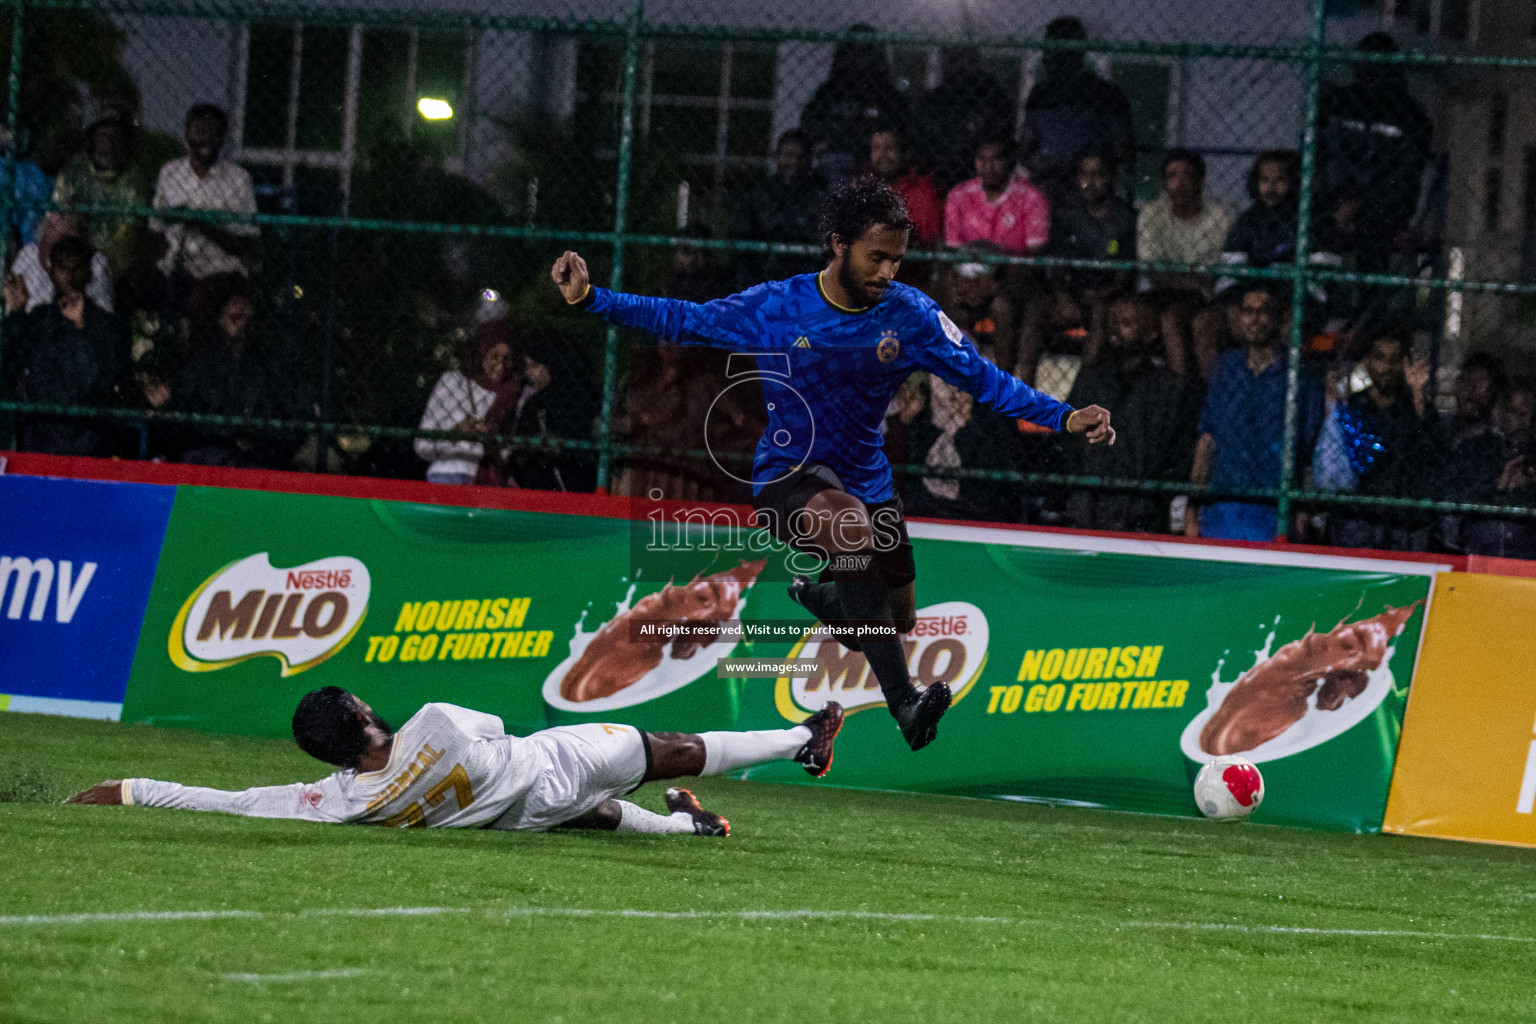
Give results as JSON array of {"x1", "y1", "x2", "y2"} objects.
[
  {"x1": 0, "y1": 905, "x2": 1530, "y2": 944},
  {"x1": 223, "y1": 968, "x2": 372, "y2": 983}
]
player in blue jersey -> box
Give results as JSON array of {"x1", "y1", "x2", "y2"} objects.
[{"x1": 552, "y1": 175, "x2": 1114, "y2": 752}]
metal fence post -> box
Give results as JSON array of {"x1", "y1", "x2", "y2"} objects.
[
  {"x1": 0, "y1": 0, "x2": 24, "y2": 451},
  {"x1": 1276, "y1": 0, "x2": 1329, "y2": 540},
  {"x1": 595, "y1": 0, "x2": 644, "y2": 493}
]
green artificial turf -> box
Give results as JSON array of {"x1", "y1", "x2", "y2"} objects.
[{"x1": 3, "y1": 711, "x2": 1534, "y2": 1023}]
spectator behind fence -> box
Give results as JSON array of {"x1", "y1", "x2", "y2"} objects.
[
  {"x1": 1187, "y1": 282, "x2": 1323, "y2": 542},
  {"x1": 2, "y1": 235, "x2": 132, "y2": 457},
  {"x1": 728, "y1": 129, "x2": 824, "y2": 287},
  {"x1": 868, "y1": 124, "x2": 942, "y2": 250},
  {"x1": 151, "y1": 104, "x2": 258, "y2": 302},
  {"x1": 1317, "y1": 32, "x2": 1433, "y2": 265},
  {"x1": 945, "y1": 134, "x2": 1049, "y2": 375},
  {"x1": 1193, "y1": 150, "x2": 1304, "y2": 378},
  {"x1": 508, "y1": 331, "x2": 600, "y2": 493},
  {"x1": 1064, "y1": 293, "x2": 1199, "y2": 532},
  {"x1": 799, "y1": 25, "x2": 909, "y2": 184},
  {"x1": 1441, "y1": 353, "x2": 1510, "y2": 552},
  {"x1": 415, "y1": 317, "x2": 526, "y2": 486},
  {"x1": 913, "y1": 47, "x2": 1016, "y2": 193},
  {"x1": 938, "y1": 244, "x2": 1011, "y2": 361},
  {"x1": 152, "y1": 284, "x2": 303, "y2": 468},
  {"x1": 1469, "y1": 383, "x2": 1536, "y2": 558},
  {"x1": 10, "y1": 214, "x2": 114, "y2": 313},
  {"x1": 1327, "y1": 325, "x2": 1442, "y2": 551},
  {"x1": 1030, "y1": 146, "x2": 1138, "y2": 381},
  {"x1": 902, "y1": 374, "x2": 1025, "y2": 525},
  {"x1": 1139, "y1": 148, "x2": 1234, "y2": 379},
  {"x1": 49, "y1": 104, "x2": 153, "y2": 281},
  {"x1": 1022, "y1": 16, "x2": 1135, "y2": 206}
]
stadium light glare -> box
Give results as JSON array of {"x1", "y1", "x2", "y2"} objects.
[{"x1": 417, "y1": 98, "x2": 453, "y2": 121}]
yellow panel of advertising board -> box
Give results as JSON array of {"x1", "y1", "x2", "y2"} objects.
[{"x1": 1384, "y1": 572, "x2": 1536, "y2": 848}]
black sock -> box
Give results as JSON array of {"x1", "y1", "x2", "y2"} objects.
[
  {"x1": 796, "y1": 581, "x2": 861, "y2": 651},
  {"x1": 832, "y1": 572, "x2": 914, "y2": 711}
]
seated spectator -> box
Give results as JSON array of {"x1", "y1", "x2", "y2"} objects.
[
  {"x1": 1474, "y1": 384, "x2": 1536, "y2": 558},
  {"x1": 1327, "y1": 324, "x2": 1443, "y2": 551},
  {"x1": 620, "y1": 344, "x2": 761, "y2": 504},
  {"x1": 1317, "y1": 32, "x2": 1433, "y2": 270},
  {"x1": 1022, "y1": 16, "x2": 1135, "y2": 207},
  {"x1": 868, "y1": 124, "x2": 942, "y2": 249},
  {"x1": 945, "y1": 134, "x2": 1050, "y2": 256},
  {"x1": 912, "y1": 47, "x2": 1015, "y2": 193},
  {"x1": 1223, "y1": 150, "x2": 1302, "y2": 269},
  {"x1": 729, "y1": 129, "x2": 824, "y2": 287},
  {"x1": 944, "y1": 134, "x2": 1049, "y2": 375},
  {"x1": 150, "y1": 283, "x2": 303, "y2": 468},
  {"x1": 1187, "y1": 282, "x2": 1323, "y2": 542},
  {"x1": 151, "y1": 103, "x2": 259, "y2": 307},
  {"x1": 1138, "y1": 148, "x2": 1234, "y2": 379},
  {"x1": 508, "y1": 331, "x2": 601, "y2": 493},
  {"x1": 1, "y1": 235, "x2": 132, "y2": 457},
  {"x1": 49, "y1": 104, "x2": 154, "y2": 283},
  {"x1": 1028, "y1": 146, "x2": 1138, "y2": 382},
  {"x1": 415, "y1": 317, "x2": 526, "y2": 485},
  {"x1": 9, "y1": 214, "x2": 114, "y2": 313},
  {"x1": 903, "y1": 374, "x2": 1025, "y2": 524},
  {"x1": 799, "y1": 26, "x2": 909, "y2": 184},
  {"x1": 1064, "y1": 293, "x2": 1200, "y2": 532},
  {"x1": 1440, "y1": 352, "x2": 1508, "y2": 552},
  {"x1": 1196, "y1": 150, "x2": 1303, "y2": 378},
  {"x1": 666, "y1": 226, "x2": 729, "y2": 305},
  {"x1": 937, "y1": 245, "x2": 1012, "y2": 362}
]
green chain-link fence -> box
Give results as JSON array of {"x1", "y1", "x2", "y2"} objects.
[{"x1": 2, "y1": 0, "x2": 1535, "y2": 555}]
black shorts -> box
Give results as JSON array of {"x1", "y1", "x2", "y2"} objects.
[{"x1": 752, "y1": 463, "x2": 917, "y2": 587}]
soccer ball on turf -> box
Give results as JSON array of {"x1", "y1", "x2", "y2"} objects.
[{"x1": 1193, "y1": 757, "x2": 1265, "y2": 820}]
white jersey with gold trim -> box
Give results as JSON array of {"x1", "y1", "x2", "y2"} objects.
[{"x1": 123, "y1": 703, "x2": 643, "y2": 831}]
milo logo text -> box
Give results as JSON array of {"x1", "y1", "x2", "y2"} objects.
[
  {"x1": 775, "y1": 601, "x2": 989, "y2": 719},
  {"x1": 169, "y1": 554, "x2": 370, "y2": 676}
]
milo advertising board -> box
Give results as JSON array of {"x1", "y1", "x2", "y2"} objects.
[{"x1": 122, "y1": 485, "x2": 1437, "y2": 832}]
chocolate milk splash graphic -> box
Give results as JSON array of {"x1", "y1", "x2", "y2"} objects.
[
  {"x1": 558, "y1": 559, "x2": 767, "y2": 703},
  {"x1": 1199, "y1": 603, "x2": 1423, "y2": 756}
]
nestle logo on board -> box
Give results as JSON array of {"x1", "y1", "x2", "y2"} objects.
[{"x1": 170, "y1": 554, "x2": 371, "y2": 677}]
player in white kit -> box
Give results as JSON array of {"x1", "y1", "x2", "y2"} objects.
[{"x1": 68, "y1": 686, "x2": 844, "y2": 837}]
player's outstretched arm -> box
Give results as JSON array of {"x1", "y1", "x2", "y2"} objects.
[
  {"x1": 550, "y1": 249, "x2": 763, "y2": 351},
  {"x1": 69, "y1": 776, "x2": 351, "y2": 823}
]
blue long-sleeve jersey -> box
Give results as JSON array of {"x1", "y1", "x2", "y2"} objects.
[{"x1": 585, "y1": 273, "x2": 1073, "y2": 503}]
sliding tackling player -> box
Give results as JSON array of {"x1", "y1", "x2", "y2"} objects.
[
  {"x1": 551, "y1": 175, "x2": 1114, "y2": 752},
  {"x1": 69, "y1": 686, "x2": 844, "y2": 837}
]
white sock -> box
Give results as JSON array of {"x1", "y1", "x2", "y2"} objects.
[
  {"x1": 615, "y1": 801, "x2": 695, "y2": 835},
  {"x1": 699, "y1": 726, "x2": 812, "y2": 775}
]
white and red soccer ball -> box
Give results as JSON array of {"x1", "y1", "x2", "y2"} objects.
[{"x1": 1193, "y1": 757, "x2": 1265, "y2": 820}]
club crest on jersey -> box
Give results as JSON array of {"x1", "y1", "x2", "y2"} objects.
[{"x1": 876, "y1": 331, "x2": 901, "y2": 363}]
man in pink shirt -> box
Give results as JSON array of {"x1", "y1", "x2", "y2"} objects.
[
  {"x1": 944, "y1": 134, "x2": 1050, "y2": 255},
  {"x1": 942, "y1": 134, "x2": 1049, "y2": 373}
]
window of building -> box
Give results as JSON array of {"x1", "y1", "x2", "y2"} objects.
[
  {"x1": 575, "y1": 38, "x2": 776, "y2": 193},
  {"x1": 236, "y1": 22, "x2": 471, "y2": 202}
]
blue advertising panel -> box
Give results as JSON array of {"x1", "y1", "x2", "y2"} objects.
[{"x1": 0, "y1": 475, "x2": 174, "y2": 718}]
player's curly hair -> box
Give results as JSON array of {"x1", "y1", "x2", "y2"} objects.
[
  {"x1": 292, "y1": 686, "x2": 372, "y2": 768},
  {"x1": 818, "y1": 173, "x2": 914, "y2": 259}
]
